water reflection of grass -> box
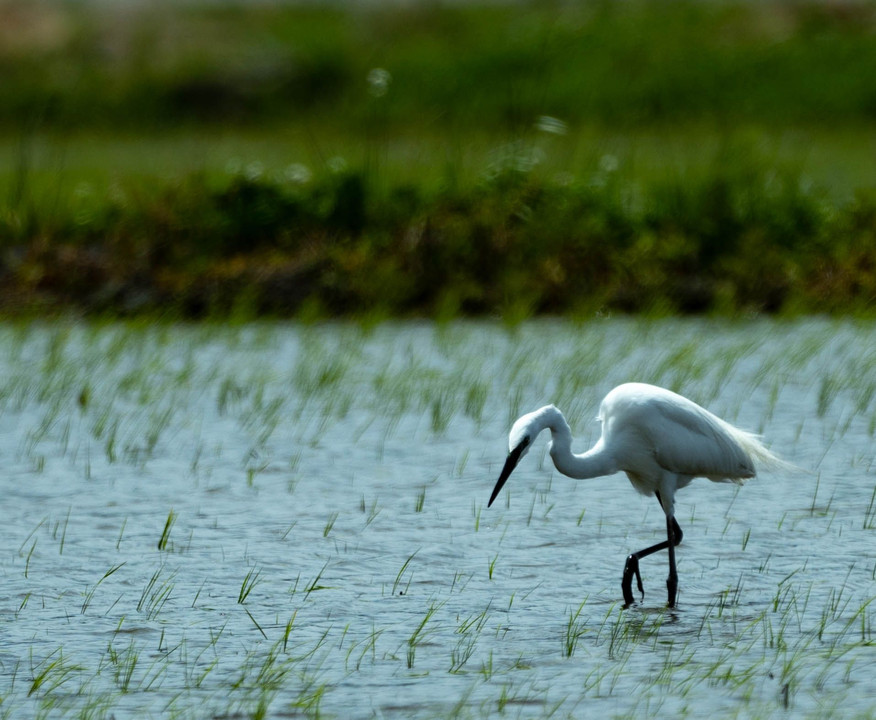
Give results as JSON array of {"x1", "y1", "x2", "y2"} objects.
[{"x1": 1, "y1": 319, "x2": 874, "y2": 718}]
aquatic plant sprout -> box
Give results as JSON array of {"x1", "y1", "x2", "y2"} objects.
[{"x1": 0, "y1": 319, "x2": 873, "y2": 718}]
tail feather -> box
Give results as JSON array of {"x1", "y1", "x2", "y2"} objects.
[{"x1": 731, "y1": 427, "x2": 800, "y2": 475}]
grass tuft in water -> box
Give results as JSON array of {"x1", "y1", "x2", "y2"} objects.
[
  {"x1": 137, "y1": 568, "x2": 175, "y2": 620},
  {"x1": 157, "y1": 509, "x2": 176, "y2": 552},
  {"x1": 392, "y1": 552, "x2": 418, "y2": 596},
  {"x1": 562, "y1": 599, "x2": 589, "y2": 658},
  {"x1": 406, "y1": 602, "x2": 441, "y2": 670},
  {"x1": 81, "y1": 562, "x2": 126, "y2": 615},
  {"x1": 238, "y1": 567, "x2": 263, "y2": 605},
  {"x1": 864, "y1": 485, "x2": 876, "y2": 530}
]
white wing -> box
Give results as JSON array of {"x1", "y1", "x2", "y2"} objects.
[
  {"x1": 647, "y1": 393, "x2": 755, "y2": 482},
  {"x1": 604, "y1": 384, "x2": 759, "y2": 483}
]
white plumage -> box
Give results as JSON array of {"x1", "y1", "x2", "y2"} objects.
[{"x1": 489, "y1": 382, "x2": 787, "y2": 607}]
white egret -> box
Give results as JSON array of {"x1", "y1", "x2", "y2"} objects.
[{"x1": 488, "y1": 382, "x2": 787, "y2": 608}]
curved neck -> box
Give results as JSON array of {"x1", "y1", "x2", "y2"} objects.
[{"x1": 541, "y1": 407, "x2": 617, "y2": 480}]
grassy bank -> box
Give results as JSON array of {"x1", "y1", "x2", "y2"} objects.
[
  {"x1": 5, "y1": 141, "x2": 876, "y2": 319},
  {"x1": 1, "y1": 1, "x2": 876, "y2": 318}
]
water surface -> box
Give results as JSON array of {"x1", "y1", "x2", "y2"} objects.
[{"x1": 0, "y1": 319, "x2": 873, "y2": 718}]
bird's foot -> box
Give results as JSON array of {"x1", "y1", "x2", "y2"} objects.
[{"x1": 621, "y1": 554, "x2": 645, "y2": 607}]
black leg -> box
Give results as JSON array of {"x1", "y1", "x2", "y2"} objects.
[
  {"x1": 621, "y1": 495, "x2": 683, "y2": 607},
  {"x1": 666, "y1": 513, "x2": 678, "y2": 607}
]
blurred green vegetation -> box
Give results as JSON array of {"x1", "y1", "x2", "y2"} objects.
[
  {"x1": 4, "y1": 0, "x2": 876, "y2": 131},
  {"x1": 1, "y1": 0, "x2": 876, "y2": 318}
]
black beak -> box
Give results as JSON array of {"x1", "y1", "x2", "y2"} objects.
[{"x1": 488, "y1": 441, "x2": 526, "y2": 507}]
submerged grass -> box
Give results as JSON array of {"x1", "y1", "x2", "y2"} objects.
[{"x1": 1, "y1": 319, "x2": 875, "y2": 718}]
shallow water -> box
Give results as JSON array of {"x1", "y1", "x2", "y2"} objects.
[{"x1": 0, "y1": 318, "x2": 873, "y2": 718}]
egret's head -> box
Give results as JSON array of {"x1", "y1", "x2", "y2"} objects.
[
  {"x1": 508, "y1": 413, "x2": 536, "y2": 456},
  {"x1": 488, "y1": 407, "x2": 556, "y2": 507}
]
